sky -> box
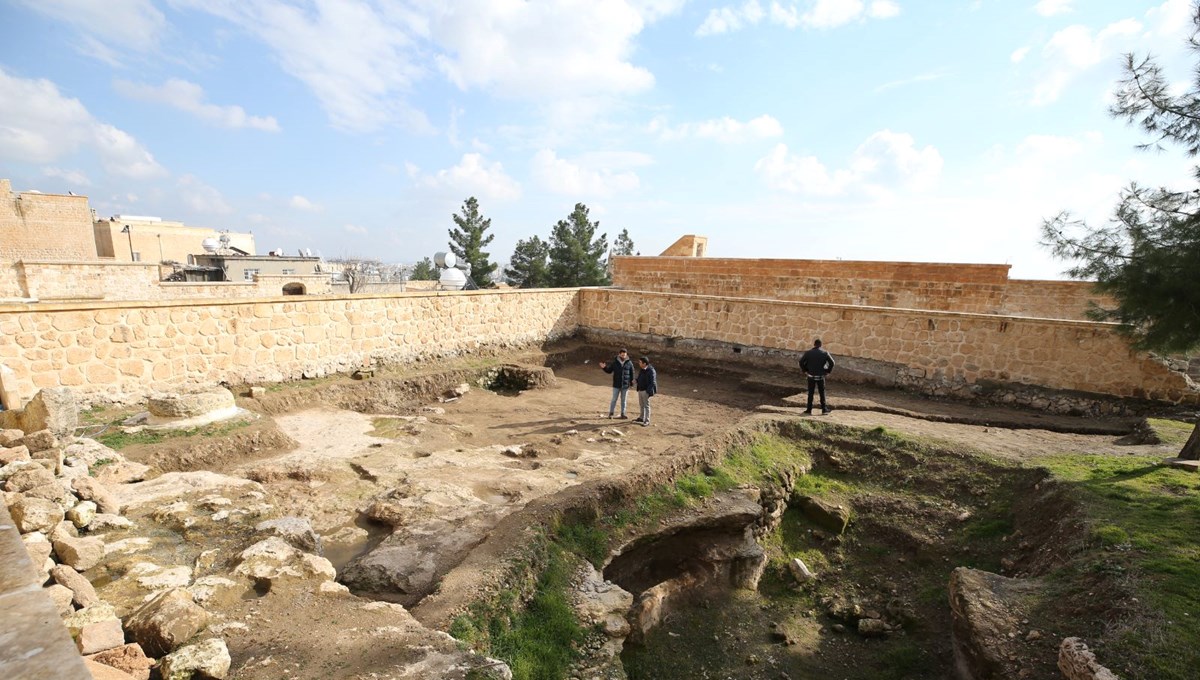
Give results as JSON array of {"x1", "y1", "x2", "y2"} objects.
[{"x1": 0, "y1": 0, "x2": 1196, "y2": 279}]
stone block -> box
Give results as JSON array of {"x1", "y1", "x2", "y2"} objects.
[
  {"x1": 21, "y1": 428, "x2": 58, "y2": 453},
  {"x1": 10, "y1": 495, "x2": 65, "y2": 533},
  {"x1": 46, "y1": 582, "x2": 76, "y2": 616},
  {"x1": 4, "y1": 464, "x2": 56, "y2": 492},
  {"x1": 73, "y1": 476, "x2": 120, "y2": 514},
  {"x1": 67, "y1": 500, "x2": 98, "y2": 529},
  {"x1": 51, "y1": 564, "x2": 99, "y2": 608},
  {"x1": 21, "y1": 531, "x2": 53, "y2": 567},
  {"x1": 86, "y1": 644, "x2": 153, "y2": 680},
  {"x1": 54, "y1": 534, "x2": 105, "y2": 571},
  {"x1": 0, "y1": 586, "x2": 92, "y2": 680},
  {"x1": 0, "y1": 428, "x2": 24, "y2": 447},
  {"x1": 158, "y1": 638, "x2": 231, "y2": 680},
  {"x1": 125, "y1": 588, "x2": 211, "y2": 657},
  {"x1": 0, "y1": 444, "x2": 31, "y2": 465},
  {"x1": 83, "y1": 658, "x2": 139, "y2": 680},
  {"x1": 64, "y1": 602, "x2": 125, "y2": 655}
]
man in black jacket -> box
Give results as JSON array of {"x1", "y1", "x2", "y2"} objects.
[
  {"x1": 601, "y1": 348, "x2": 634, "y2": 419},
  {"x1": 799, "y1": 338, "x2": 835, "y2": 415},
  {"x1": 634, "y1": 356, "x2": 657, "y2": 427}
]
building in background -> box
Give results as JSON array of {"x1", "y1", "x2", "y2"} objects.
[{"x1": 93, "y1": 215, "x2": 256, "y2": 264}]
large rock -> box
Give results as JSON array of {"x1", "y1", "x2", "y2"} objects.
[
  {"x1": 4, "y1": 465, "x2": 56, "y2": 492},
  {"x1": 234, "y1": 537, "x2": 336, "y2": 590},
  {"x1": 64, "y1": 602, "x2": 125, "y2": 655},
  {"x1": 21, "y1": 429, "x2": 58, "y2": 453},
  {"x1": 45, "y1": 583, "x2": 76, "y2": 616},
  {"x1": 89, "y1": 513, "x2": 134, "y2": 532},
  {"x1": 86, "y1": 644, "x2": 153, "y2": 680},
  {"x1": 0, "y1": 444, "x2": 30, "y2": 465},
  {"x1": 83, "y1": 658, "x2": 139, "y2": 680},
  {"x1": 148, "y1": 387, "x2": 235, "y2": 419},
  {"x1": 51, "y1": 564, "x2": 100, "y2": 608},
  {"x1": 72, "y1": 476, "x2": 120, "y2": 514},
  {"x1": 67, "y1": 500, "x2": 98, "y2": 529},
  {"x1": 93, "y1": 460, "x2": 151, "y2": 485},
  {"x1": 63, "y1": 438, "x2": 127, "y2": 470},
  {"x1": 21, "y1": 481, "x2": 73, "y2": 506},
  {"x1": 125, "y1": 588, "x2": 210, "y2": 657},
  {"x1": 158, "y1": 638, "x2": 231, "y2": 680},
  {"x1": 17, "y1": 388, "x2": 79, "y2": 440},
  {"x1": 10, "y1": 495, "x2": 65, "y2": 533},
  {"x1": 0, "y1": 428, "x2": 24, "y2": 447},
  {"x1": 790, "y1": 494, "x2": 851, "y2": 534},
  {"x1": 110, "y1": 471, "x2": 262, "y2": 511},
  {"x1": 21, "y1": 531, "x2": 53, "y2": 565},
  {"x1": 54, "y1": 534, "x2": 105, "y2": 571},
  {"x1": 255, "y1": 516, "x2": 322, "y2": 554},
  {"x1": 1059, "y1": 637, "x2": 1120, "y2": 680}
]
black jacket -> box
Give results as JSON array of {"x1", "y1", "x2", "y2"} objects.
[
  {"x1": 603, "y1": 357, "x2": 634, "y2": 389},
  {"x1": 636, "y1": 364, "x2": 657, "y2": 396},
  {"x1": 800, "y1": 347, "x2": 835, "y2": 378}
]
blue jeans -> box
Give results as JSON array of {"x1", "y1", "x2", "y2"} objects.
[{"x1": 609, "y1": 387, "x2": 629, "y2": 416}]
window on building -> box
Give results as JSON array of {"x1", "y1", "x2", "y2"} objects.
[
  {"x1": 281, "y1": 268, "x2": 295, "y2": 275},
  {"x1": 244, "y1": 268, "x2": 260, "y2": 281}
]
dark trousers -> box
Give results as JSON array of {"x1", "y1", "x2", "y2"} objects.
[{"x1": 806, "y1": 377, "x2": 827, "y2": 411}]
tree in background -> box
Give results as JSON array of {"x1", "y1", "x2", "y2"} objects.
[
  {"x1": 547, "y1": 203, "x2": 609, "y2": 287},
  {"x1": 449, "y1": 197, "x2": 497, "y2": 287},
  {"x1": 505, "y1": 236, "x2": 550, "y2": 288},
  {"x1": 326, "y1": 256, "x2": 382, "y2": 294},
  {"x1": 1041, "y1": 9, "x2": 1200, "y2": 460},
  {"x1": 612, "y1": 228, "x2": 635, "y2": 256},
  {"x1": 410, "y1": 257, "x2": 438, "y2": 281}
]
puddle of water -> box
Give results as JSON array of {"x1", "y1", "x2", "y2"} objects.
[{"x1": 324, "y1": 517, "x2": 392, "y2": 574}]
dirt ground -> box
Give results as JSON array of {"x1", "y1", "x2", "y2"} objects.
[{"x1": 96, "y1": 348, "x2": 1191, "y2": 679}]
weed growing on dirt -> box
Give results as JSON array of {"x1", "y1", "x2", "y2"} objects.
[
  {"x1": 95, "y1": 417, "x2": 254, "y2": 450},
  {"x1": 1033, "y1": 454, "x2": 1200, "y2": 680},
  {"x1": 1146, "y1": 418, "x2": 1196, "y2": 447},
  {"x1": 451, "y1": 538, "x2": 586, "y2": 680}
]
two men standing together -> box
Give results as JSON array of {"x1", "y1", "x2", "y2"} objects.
[{"x1": 601, "y1": 348, "x2": 656, "y2": 426}]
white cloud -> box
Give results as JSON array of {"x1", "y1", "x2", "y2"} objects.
[
  {"x1": 698, "y1": 0, "x2": 899, "y2": 35},
  {"x1": 114, "y1": 79, "x2": 280, "y2": 132},
  {"x1": 1147, "y1": 0, "x2": 1192, "y2": 38},
  {"x1": 1034, "y1": 0, "x2": 1073, "y2": 17},
  {"x1": 177, "y1": 175, "x2": 232, "y2": 214},
  {"x1": 874, "y1": 70, "x2": 951, "y2": 93},
  {"x1": 651, "y1": 114, "x2": 784, "y2": 142},
  {"x1": 1010, "y1": 46, "x2": 1031, "y2": 63},
  {"x1": 756, "y1": 130, "x2": 942, "y2": 196},
  {"x1": 0, "y1": 68, "x2": 166, "y2": 179},
  {"x1": 413, "y1": 153, "x2": 521, "y2": 200},
  {"x1": 15, "y1": 0, "x2": 166, "y2": 65},
  {"x1": 289, "y1": 195, "x2": 322, "y2": 211},
  {"x1": 1031, "y1": 18, "x2": 1142, "y2": 105},
  {"x1": 343, "y1": 224, "x2": 368, "y2": 235},
  {"x1": 42, "y1": 167, "x2": 91, "y2": 186},
  {"x1": 531, "y1": 149, "x2": 641, "y2": 197}
]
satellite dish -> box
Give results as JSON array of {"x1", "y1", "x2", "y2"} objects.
[
  {"x1": 434, "y1": 251, "x2": 456, "y2": 268},
  {"x1": 201, "y1": 238, "x2": 219, "y2": 253}
]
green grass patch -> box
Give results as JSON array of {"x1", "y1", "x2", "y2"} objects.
[
  {"x1": 1146, "y1": 418, "x2": 1196, "y2": 447},
  {"x1": 94, "y1": 417, "x2": 254, "y2": 450},
  {"x1": 1034, "y1": 454, "x2": 1200, "y2": 679}
]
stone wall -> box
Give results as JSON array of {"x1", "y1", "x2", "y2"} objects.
[
  {"x1": 577, "y1": 289, "x2": 1197, "y2": 406},
  {"x1": 94, "y1": 218, "x2": 257, "y2": 263},
  {"x1": 2, "y1": 262, "x2": 331, "y2": 302},
  {"x1": 611, "y1": 257, "x2": 1109, "y2": 320},
  {"x1": 0, "y1": 289, "x2": 580, "y2": 407},
  {"x1": 0, "y1": 181, "x2": 97, "y2": 264}
]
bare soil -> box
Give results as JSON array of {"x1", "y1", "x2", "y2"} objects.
[{"x1": 90, "y1": 344, "x2": 1188, "y2": 679}]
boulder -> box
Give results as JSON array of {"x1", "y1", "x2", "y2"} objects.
[
  {"x1": 89, "y1": 513, "x2": 135, "y2": 532},
  {"x1": 148, "y1": 387, "x2": 235, "y2": 419},
  {"x1": 949, "y1": 567, "x2": 1041, "y2": 680},
  {"x1": 0, "y1": 459, "x2": 34, "y2": 483},
  {"x1": 83, "y1": 658, "x2": 139, "y2": 680},
  {"x1": 21, "y1": 481, "x2": 73, "y2": 506},
  {"x1": 21, "y1": 531, "x2": 53, "y2": 566},
  {"x1": 67, "y1": 500, "x2": 98, "y2": 529},
  {"x1": 30, "y1": 446, "x2": 64, "y2": 475},
  {"x1": 10, "y1": 495, "x2": 65, "y2": 533},
  {"x1": 51, "y1": 564, "x2": 100, "y2": 608},
  {"x1": 73, "y1": 476, "x2": 120, "y2": 514},
  {"x1": 791, "y1": 494, "x2": 851, "y2": 535},
  {"x1": 93, "y1": 460, "x2": 151, "y2": 485},
  {"x1": 63, "y1": 438, "x2": 127, "y2": 470},
  {"x1": 86, "y1": 644, "x2": 154, "y2": 680},
  {"x1": 4, "y1": 465, "x2": 56, "y2": 492},
  {"x1": 0, "y1": 428, "x2": 24, "y2": 447},
  {"x1": 787, "y1": 557, "x2": 817, "y2": 583},
  {"x1": 158, "y1": 638, "x2": 231, "y2": 680},
  {"x1": 125, "y1": 588, "x2": 211, "y2": 656},
  {"x1": 234, "y1": 537, "x2": 336, "y2": 590},
  {"x1": 0, "y1": 444, "x2": 30, "y2": 465},
  {"x1": 255, "y1": 516, "x2": 322, "y2": 554},
  {"x1": 187, "y1": 576, "x2": 242, "y2": 608},
  {"x1": 128, "y1": 562, "x2": 193, "y2": 590},
  {"x1": 21, "y1": 429, "x2": 58, "y2": 453},
  {"x1": 857, "y1": 618, "x2": 890, "y2": 637},
  {"x1": 1059, "y1": 637, "x2": 1120, "y2": 680},
  {"x1": 45, "y1": 583, "x2": 76, "y2": 615},
  {"x1": 64, "y1": 602, "x2": 125, "y2": 655},
  {"x1": 54, "y1": 534, "x2": 105, "y2": 571},
  {"x1": 18, "y1": 388, "x2": 79, "y2": 440}
]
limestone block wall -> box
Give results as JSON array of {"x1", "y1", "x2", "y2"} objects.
[
  {"x1": 0, "y1": 181, "x2": 97, "y2": 263},
  {"x1": 94, "y1": 218, "x2": 257, "y2": 263},
  {"x1": 3, "y1": 262, "x2": 332, "y2": 302},
  {"x1": 0, "y1": 289, "x2": 580, "y2": 407},
  {"x1": 577, "y1": 289, "x2": 1197, "y2": 405},
  {"x1": 611, "y1": 257, "x2": 1108, "y2": 320}
]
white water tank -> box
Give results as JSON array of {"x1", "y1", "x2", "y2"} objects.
[
  {"x1": 434, "y1": 251, "x2": 457, "y2": 268},
  {"x1": 201, "y1": 238, "x2": 220, "y2": 253}
]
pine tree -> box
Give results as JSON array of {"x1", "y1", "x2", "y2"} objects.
[
  {"x1": 547, "y1": 203, "x2": 609, "y2": 287},
  {"x1": 612, "y1": 228, "x2": 635, "y2": 256},
  {"x1": 1042, "y1": 7, "x2": 1200, "y2": 460},
  {"x1": 410, "y1": 257, "x2": 437, "y2": 281},
  {"x1": 448, "y1": 197, "x2": 497, "y2": 287},
  {"x1": 505, "y1": 236, "x2": 550, "y2": 288}
]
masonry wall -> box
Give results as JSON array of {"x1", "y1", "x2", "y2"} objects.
[
  {"x1": 611, "y1": 257, "x2": 1108, "y2": 320},
  {"x1": 0, "y1": 182, "x2": 96, "y2": 263},
  {"x1": 577, "y1": 289, "x2": 1196, "y2": 406},
  {"x1": 5, "y1": 262, "x2": 330, "y2": 302},
  {"x1": 0, "y1": 289, "x2": 580, "y2": 406},
  {"x1": 94, "y1": 219, "x2": 257, "y2": 263}
]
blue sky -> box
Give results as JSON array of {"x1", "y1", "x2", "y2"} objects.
[{"x1": 0, "y1": 0, "x2": 1194, "y2": 278}]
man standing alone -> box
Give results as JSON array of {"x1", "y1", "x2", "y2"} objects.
[
  {"x1": 634, "y1": 356, "x2": 657, "y2": 427},
  {"x1": 799, "y1": 338, "x2": 835, "y2": 415},
  {"x1": 601, "y1": 348, "x2": 634, "y2": 419}
]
